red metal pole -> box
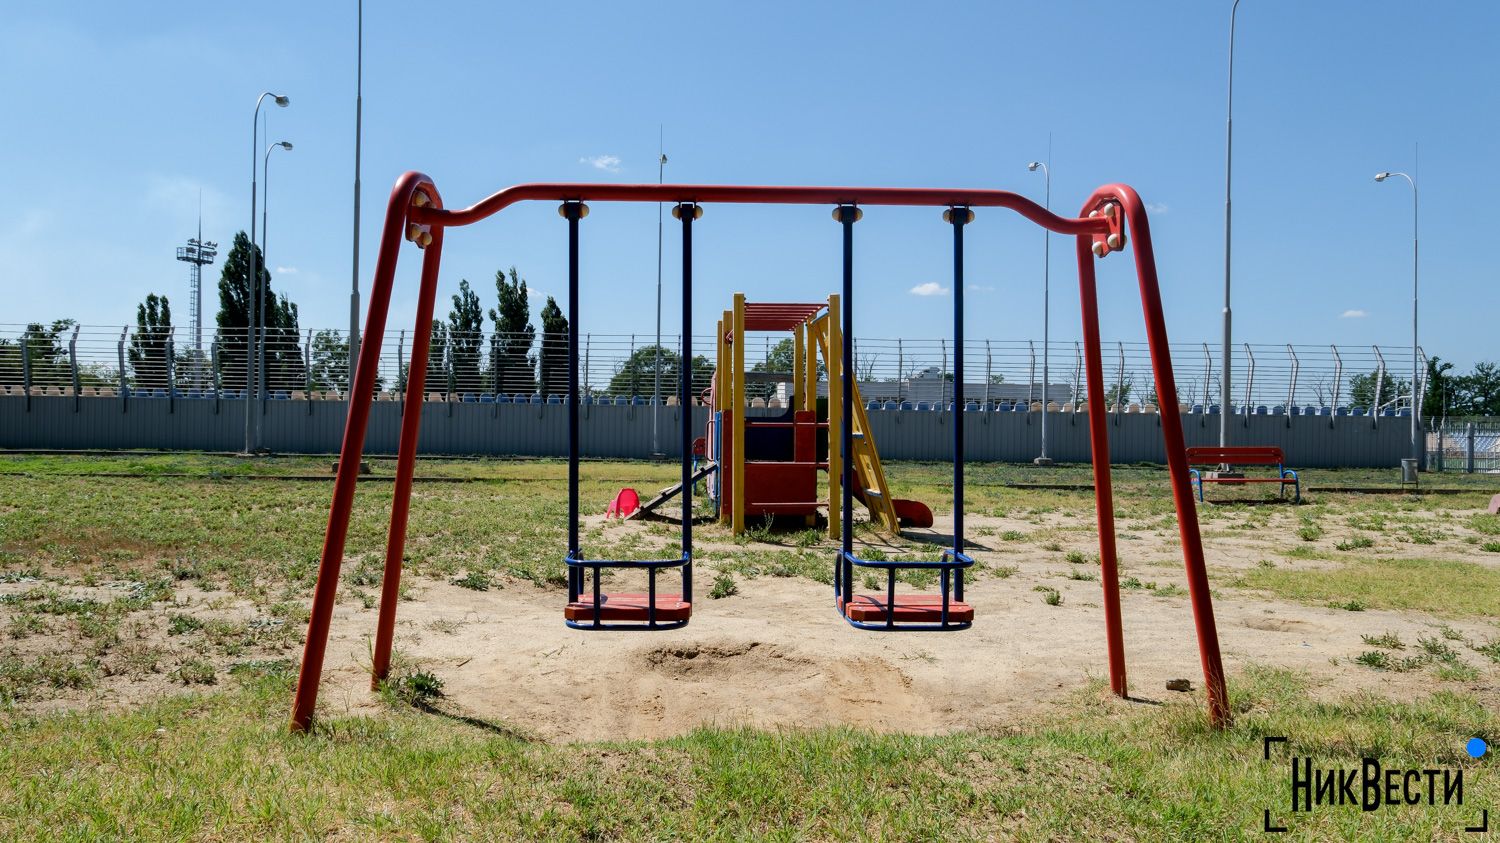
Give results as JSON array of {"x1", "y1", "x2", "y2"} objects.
[
  {"x1": 1074, "y1": 237, "x2": 1128, "y2": 700},
  {"x1": 290, "y1": 171, "x2": 435, "y2": 732},
  {"x1": 1103, "y1": 185, "x2": 1231, "y2": 727},
  {"x1": 370, "y1": 222, "x2": 445, "y2": 688}
]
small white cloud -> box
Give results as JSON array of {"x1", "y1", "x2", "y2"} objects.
[
  {"x1": 275, "y1": 266, "x2": 298, "y2": 275},
  {"x1": 580, "y1": 154, "x2": 622, "y2": 172},
  {"x1": 967, "y1": 283, "x2": 995, "y2": 292},
  {"x1": 1145, "y1": 202, "x2": 1168, "y2": 215},
  {"x1": 909, "y1": 282, "x2": 949, "y2": 297},
  {"x1": 1340, "y1": 309, "x2": 1368, "y2": 319}
]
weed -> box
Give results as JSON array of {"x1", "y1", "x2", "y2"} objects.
[
  {"x1": 1066, "y1": 570, "x2": 1097, "y2": 582},
  {"x1": 170, "y1": 659, "x2": 217, "y2": 686},
  {"x1": 709, "y1": 573, "x2": 738, "y2": 600},
  {"x1": 1416, "y1": 636, "x2": 1458, "y2": 662},
  {"x1": 1361, "y1": 632, "x2": 1404, "y2": 650},
  {"x1": 387, "y1": 669, "x2": 444, "y2": 705},
  {"x1": 792, "y1": 529, "x2": 821, "y2": 549},
  {"x1": 1355, "y1": 651, "x2": 1390, "y2": 669},
  {"x1": 1471, "y1": 640, "x2": 1500, "y2": 664},
  {"x1": 1296, "y1": 524, "x2": 1323, "y2": 542},
  {"x1": 452, "y1": 571, "x2": 491, "y2": 592},
  {"x1": 7, "y1": 613, "x2": 46, "y2": 640},
  {"x1": 990, "y1": 565, "x2": 1018, "y2": 579},
  {"x1": 167, "y1": 614, "x2": 204, "y2": 636},
  {"x1": 1151, "y1": 584, "x2": 1185, "y2": 598},
  {"x1": 1120, "y1": 576, "x2": 1148, "y2": 590},
  {"x1": 1041, "y1": 541, "x2": 1063, "y2": 552},
  {"x1": 1435, "y1": 662, "x2": 1479, "y2": 682},
  {"x1": 1482, "y1": 541, "x2": 1500, "y2": 553},
  {"x1": 1328, "y1": 599, "x2": 1367, "y2": 612},
  {"x1": 1063, "y1": 550, "x2": 1090, "y2": 565},
  {"x1": 1000, "y1": 530, "x2": 1026, "y2": 542},
  {"x1": 1439, "y1": 625, "x2": 1465, "y2": 642},
  {"x1": 1334, "y1": 536, "x2": 1375, "y2": 551},
  {"x1": 1035, "y1": 587, "x2": 1063, "y2": 606}
]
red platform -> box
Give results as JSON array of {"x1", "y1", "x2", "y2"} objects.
[
  {"x1": 840, "y1": 593, "x2": 973, "y2": 624},
  {"x1": 564, "y1": 592, "x2": 691, "y2": 623}
]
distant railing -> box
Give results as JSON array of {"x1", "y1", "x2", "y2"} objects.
[{"x1": 0, "y1": 323, "x2": 1434, "y2": 417}]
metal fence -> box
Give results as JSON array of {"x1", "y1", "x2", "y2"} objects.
[
  {"x1": 1428, "y1": 419, "x2": 1500, "y2": 473},
  {"x1": 1, "y1": 323, "x2": 1433, "y2": 418}
]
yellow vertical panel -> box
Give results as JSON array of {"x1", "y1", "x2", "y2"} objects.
[{"x1": 826, "y1": 294, "x2": 841, "y2": 539}]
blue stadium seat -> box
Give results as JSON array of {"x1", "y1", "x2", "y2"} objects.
[
  {"x1": 614, "y1": 396, "x2": 629, "y2": 406},
  {"x1": 899, "y1": 401, "x2": 914, "y2": 411},
  {"x1": 1397, "y1": 408, "x2": 1412, "y2": 417},
  {"x1": 547, "y1": 394, "x2": 563, "y2": 405},
  {"x1": 882, "y1": 401, "x2": 898, "y2": 410},
  {"x1": 461, "y1": 393, "x2": 476, "y2": 403},
  {"x1": 915, "y1": 401, "x2": 933, "y2": 411},
  {"x1": 479, "y1": 393, "x2": 495, "y2": 403},
  {"x1": 1013, "y1": 402, "x2": 1028, "y2": 412},
  {"x1": 964, "y1": 401, "x2": 979, "y2": 411},
  {"x1": 1207, "y1": 404, "x2": 1220, "y2": 414}
]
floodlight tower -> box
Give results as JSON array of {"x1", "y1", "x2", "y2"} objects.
[{"x1": 176, "y1": 220, "x2": 218, "y2": 353}]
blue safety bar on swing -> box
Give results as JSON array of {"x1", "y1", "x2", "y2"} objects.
[
  {"x1": 564, "y1": 201, "x2": 696, "y2": 629},
  {"x1": 833, "y1": 205, "x2": 975, "y2": 631}
]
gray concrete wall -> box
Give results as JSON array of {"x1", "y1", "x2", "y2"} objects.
[{"x1": 0, "y1": 396, "x2": 1410, "y2": 468}]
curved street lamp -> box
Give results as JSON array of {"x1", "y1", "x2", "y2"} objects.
[
  {"x1": 247, "y1": 92, "x2": 289, "y2": 453},
  {"x1": 1374, "y1": 170, "x2": 1420, "y2": 466},
  {"x1": 1027, "y1": 159, "x2": 1052, "y2": 465}
]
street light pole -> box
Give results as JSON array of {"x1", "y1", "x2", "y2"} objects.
[
  {"x1": 260, "y1": 141, "x2": 293, "y2": 438},
  {"x1": 1374, "y1": 169, "x2": 1419, "y2": 465},
  {"x1": 247, "y1": 91, "x2": 289, "y2": 454},
  {"x1": 652, "y1": 137, "x2": 667, "y2": 457},
  {"x1": 1027, "y1": 155, "x2": 1052, "y2": 465},
  {"x1": 349, "y1": 0, "x2": 363, "y2": 402},
  {"x1": 1221, "y1": 0, "x2": 1243, "y2": 447}
]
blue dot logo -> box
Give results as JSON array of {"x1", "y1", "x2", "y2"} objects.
[{"x1": 1468, "y1": 738, "x2": 1488, "y2": 759}]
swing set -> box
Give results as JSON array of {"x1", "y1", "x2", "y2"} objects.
[{"x1": 289, "y1": 175, "x2": 1231, "y2": 732}]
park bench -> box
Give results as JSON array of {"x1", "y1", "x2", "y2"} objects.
[{"x1": 1185, "y1": 446, "x2": 1300, "y2": 503}]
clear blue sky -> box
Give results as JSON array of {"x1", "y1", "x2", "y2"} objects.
[{"x1": 2, "y1": 2, "x2": 1495, "y2": 367}]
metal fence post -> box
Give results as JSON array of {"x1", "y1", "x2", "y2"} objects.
[
  {"x1": 1285, "y1": 344, "x2": 1298, "y2": 428},
  {"x1": 20, "y1": 333, "x2": 31, "y2": 412},
  {"x1": 897, "y1": 338, "x2": 904, "y2": 403},
  {"x1": 1436, "y1": 422, "x2": 1445, "y2": 472},
  {"x1": 1371, "y1": 345, "x2": 1386, "y2": 425},
  {"x1": 1329, "y1": 344, "x2": 1342, "y2": 429},
  {"x1": 167, "y1": 327, "x2": 176, "y2": 414},
  {"x1": 984, "y1": 339, "x2": 992, "y2": 409},
  {"x1": 70, "y1": 324, "x2": 81, "y2": 412},
  {"x1": 1242, "y1": 342, "x2": 1254, "y2": 427},
  {"x1": 304, "y1": 328, "x2": 314, "y2": 415},
  {"x1": 1467, "y1": 423, "x2": 1476, "y2": 474},
  {"x1": 212, "y1": 341, "x2": 222, "y2": 412},
  {"x1": 117, "y1": 326, "x2": 128, "y2": 414}
]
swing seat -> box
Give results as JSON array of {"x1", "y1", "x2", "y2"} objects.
[
  {"x1": 565, "y1": 592, "x2": 692, "y2": 623},
  {"x1": 839, "y1": 593, "x2": 973, "y2": 624}
]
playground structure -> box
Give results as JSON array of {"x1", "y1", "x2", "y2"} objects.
[
  {"x1": 703, "y1": 294, "x2": 932, "y2": 537},
  {"x1": 290, "y1": 176, "x2": 1231, "y2": 732}
]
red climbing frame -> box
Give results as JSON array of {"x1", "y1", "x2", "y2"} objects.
[{"x1": 288, "y1": 174, "x2": 1230, "y2": 731}]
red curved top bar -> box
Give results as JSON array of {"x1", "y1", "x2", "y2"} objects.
[{"x1": 410, "y1": 181, "x2": 1109, "y2": 237}]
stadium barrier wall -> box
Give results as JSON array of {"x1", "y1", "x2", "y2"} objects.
[{"x1": 0, "y1": 395, "x2": 1412, "y2": 468}]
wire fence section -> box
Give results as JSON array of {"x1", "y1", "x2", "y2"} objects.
[{"x1": 1, "y1": 323, "x2": 1430, "y2": 415}]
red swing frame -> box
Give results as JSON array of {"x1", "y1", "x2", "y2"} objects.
[{"x1": 288, "y1": 173, "x2": 1231, "y2": 731}]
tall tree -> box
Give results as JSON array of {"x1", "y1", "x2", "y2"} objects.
[
  {"x1": 128, "y1": 294, "x2": 173, "y2": 389},
  {"x1": 1453, "y1": 361, "x2": 1500, "y2": 416},
  {"x1": 1, "y1": 320, "x2": 75, "y2": 386},
  {"x1": 487, "y1": 267, "x2": 535, "y2": 394},
  {"x1": 1424, "y1": 356, "x2": 1456, "y2": 419},
  {"x1": 425, "y1": 320, "x2": 450, "y2": 394},
  {"x1": 538, "y1": 296, "x2": 569, "y2": 397},
  {"x1": 213, "y1": 232, "x2": 300, "y2": 391},
  {"x1": 448, "y1": 279, "x2": 485, "y2": 393},
  {"x1": 607, "y1": 346, "x2": 714, "y2": 399},
  {"x1": 1348, "y1": 368, "x2": 1404, "y2": 412}
]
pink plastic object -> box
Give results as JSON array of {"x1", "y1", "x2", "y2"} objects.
[{"x1": 606, "y1": 488, "x2": 641, "y2": 519}]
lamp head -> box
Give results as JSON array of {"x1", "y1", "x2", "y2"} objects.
[
  {"x1": 278, "y1": 141, "x2": 293, "y2": 151},
  {"x1": 273, "y1": 95, "x2": 290, "y2": 107},
  {"x1": 1027, "y1": 162, "x2": 1041, "y2": 171},
  {"x1": 1374, "y1": 172, "x2": 1390, "y2": 182}
]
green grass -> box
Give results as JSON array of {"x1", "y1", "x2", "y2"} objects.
[
  {"x1": 2, "y1": 454, "x2": 1499, "y2": 838},
  {"x1": 709, "y1": 572, "x2": 738, "y2": 600},
  {"x1": 0, "y1": 667, "x2": 1492, "y2": 840},
  {"x1": 1244, "y1": 557, "x2": 1500, "y2": 617}
]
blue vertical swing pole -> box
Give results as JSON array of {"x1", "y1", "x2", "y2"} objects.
[
  {"x1": 564, "y1": 202, "x2": 584, "y2": 612},
  {"x1": 836, "y1": 205, "x2": 859, "y2": 617},
  {"x1": 679, "y1": 203, "x2": 696, "y2": 605},
  {"x1": 948, "y1": 207, "x2": 971, "y2": 610}
]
